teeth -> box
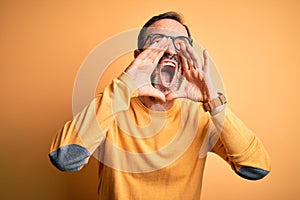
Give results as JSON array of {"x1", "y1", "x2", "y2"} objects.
[{"x1": 162, "y1": 62, "x2": 175, "y2": 67}]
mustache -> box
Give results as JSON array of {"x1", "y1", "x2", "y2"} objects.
[
  {"x1": 159, "y1": 53, "x2": 180, "y2": 64},
  {"x1": 151, "y1": 53, "x2": 184, "y2": 91},
  {"x1": 159, "y1": 53, "x2": 184, "y2": 76}
]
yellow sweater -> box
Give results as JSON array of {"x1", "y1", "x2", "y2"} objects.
[{"x1": 49, "y1": 73, "x2": 271, "y2": 200}]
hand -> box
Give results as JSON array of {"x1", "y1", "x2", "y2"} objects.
[
  {"x1": 166, "y1": 45, "x2": 218, "y2": 102},
  {"x1": 125, "y1": 38, "x2": 168, "y2": 102}
]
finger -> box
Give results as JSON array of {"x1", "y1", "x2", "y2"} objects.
[
  {"x1": 203, "y1": 49, "x2": 210, "y2": 74},
  {"x1": 184, "y1": 45, "x2": 205, "y2": 79},
  {"x1": 152, "y1": 88, "x2": 166, "y2": 102},
  {"x1": 132, "y1": 50, "x2": 155, "y2": 69},
  {"x1": 180, "y1": 55, "x2": 189, "y2": 74},
  {"x1": 186, "y1": 44, "x2": 202, "y2": 70},
  {"x1": 178, "y1": 43, "x2": 194, "y2": 70},
  {"x1": 180, "y1": 55, "x2": 195, "y2": 82},
  {"x1": 132, "y1": 41, "x2": 167, "y2": 73},
  {"x1": 146, "y1": 37, "x2": 169, "y2": 64},
  {"x1": 138, "y1": 85, "x2": 166, "y2": 102},
  {"x1": 136, "y1": 38, "x2": 167, "y2": 62},
  {"x1": 165, "y1": 89, "x2": 185, "y2": 101}
]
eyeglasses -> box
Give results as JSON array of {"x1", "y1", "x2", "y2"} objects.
[{"x1": 145, "y1": 33, "x2": 193, "y2": 51}]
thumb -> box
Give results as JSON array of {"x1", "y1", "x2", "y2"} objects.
[
  {"x1": 138, "y1": 86, "x2": 166, "y2": 102},
  {"x1": 166, "y1": 90, "x2": 185, "y2": 101},
  {"x1": 152, "y1": 89, "x2": 166, "y2": 102}
]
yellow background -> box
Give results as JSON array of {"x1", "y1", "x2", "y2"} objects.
[{"x1": 1, "y1": 0, "x2": 299, "y2": 199}]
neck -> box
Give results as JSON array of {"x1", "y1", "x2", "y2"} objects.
[{"x1": 138, "y1": 96, "x2": 175, "y2": 111}]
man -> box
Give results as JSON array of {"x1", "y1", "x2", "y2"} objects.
[{"x1": 49, "y1": 12, "x2": 271, "y2": 199}]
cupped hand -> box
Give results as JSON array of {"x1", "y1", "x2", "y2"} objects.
[
  {"x1": 166, "y1": 44, "x2": 218, "y2": 102},
  {"x1": 125, "y1": 38, "x2": 168, "y2": 102}
]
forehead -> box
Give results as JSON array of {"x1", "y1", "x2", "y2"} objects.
[{"x1": 146, "y1": 18, "x2": 188, "y2": 37}]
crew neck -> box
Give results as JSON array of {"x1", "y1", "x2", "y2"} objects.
[{"x1": 132, "y1": 97, "x2": 181, "y2": 118}]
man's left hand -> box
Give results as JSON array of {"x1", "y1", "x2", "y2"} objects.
[{"x1": 166, "y1": 45, "x2": 218, "y2": 102}]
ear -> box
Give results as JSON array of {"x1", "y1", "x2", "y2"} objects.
[{"x1": 134, "y1": 49, "x2": 141, "y2": 58}]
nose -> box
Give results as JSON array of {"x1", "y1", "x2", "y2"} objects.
[{"x1": 165, "y1": 37, "x2": 176, "y2": 55}]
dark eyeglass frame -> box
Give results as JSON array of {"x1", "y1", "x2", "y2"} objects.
[{"x1": 145, "y1": 33, "x2": 193, "y2": 51}]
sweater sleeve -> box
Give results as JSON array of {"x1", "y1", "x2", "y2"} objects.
[
  {"x1": 210, "y1": 108, "x2": 271, "y2": 180},
  {"x1": 49, "y1": 73, "x2": 138, "y2": 172}
]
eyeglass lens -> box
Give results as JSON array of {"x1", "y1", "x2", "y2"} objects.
[{"x1": 150, "y1": 34, "x2": 191, "y2": 50}]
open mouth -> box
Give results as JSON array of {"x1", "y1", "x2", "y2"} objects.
[{"x1": 160, "y1": 60, "x2": 177, "y2": 88}]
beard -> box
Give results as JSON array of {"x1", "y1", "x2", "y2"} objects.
[{"x1": 150, "y1": 54, "x2": 184, "y2": 94}]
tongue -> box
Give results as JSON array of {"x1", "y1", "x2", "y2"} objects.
[{"x1": 161, "y1": 71, "x2": 171, "y2": 87}]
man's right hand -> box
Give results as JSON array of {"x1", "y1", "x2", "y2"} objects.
[{"x1": 125, "y1": 38, "x2": 168, "y2": 102}]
